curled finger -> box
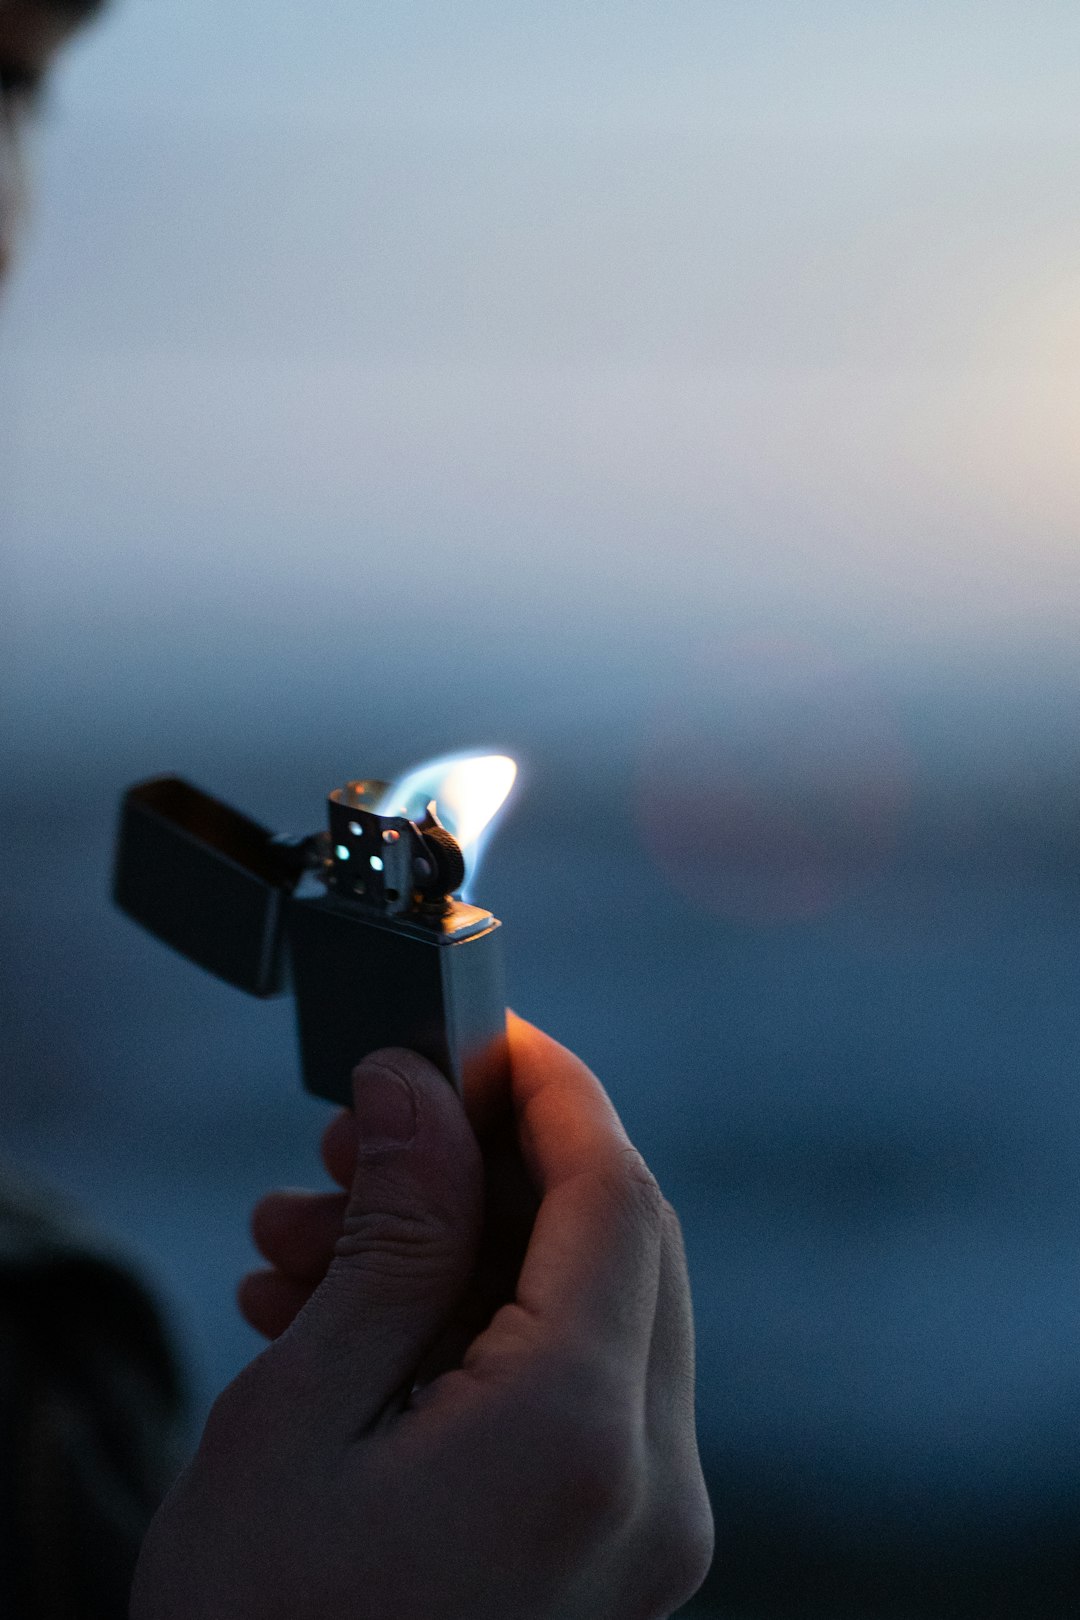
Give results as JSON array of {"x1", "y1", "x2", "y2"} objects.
[
  {"x1": 238, "y1": 1268, "x2": 315, "y2": 1340},
  {"x1": 251, "y1": 1188, "x2": 348, "y2": 1282}
]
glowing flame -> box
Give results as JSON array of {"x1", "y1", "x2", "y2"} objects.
[{"x1": 376, "y1": 752, "x2": 517, "y2": 896}]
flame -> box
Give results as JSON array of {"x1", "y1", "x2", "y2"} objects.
[{"x1": 376, "y1": 752, "x2": 517, "y2": 896}]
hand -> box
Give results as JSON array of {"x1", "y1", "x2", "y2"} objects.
[
  {"x1": 240, "y1": 1020, "x2": 544, "y2": 1383},
  {"x1": 130, "y1": 1016, "x2": 714, "y2": 1620}
]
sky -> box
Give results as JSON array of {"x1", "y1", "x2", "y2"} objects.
[{"x1": 3, "y1": 0, "x2": 1080, "y2": 786}]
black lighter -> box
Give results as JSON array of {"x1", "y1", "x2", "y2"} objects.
[{"x1": 113, "y1": 756, "x2": 516, "y2": 1106}]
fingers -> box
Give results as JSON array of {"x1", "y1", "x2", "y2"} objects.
[
  {"x1": 507, "y1": 1012, "x2": 634, "y2": 1190},
  {"x1": 641, "y1": 1206, "x2": 715, "y2": 1603},
  {"x1": 252, "y1": 1188, "x2": 349, "y2": 1282},
  {"x1": 244, "y1": 1183, "x2": 350, "y2": 1343},
  {"x1": 646, "y1": 1204, "x2": 702, "y2": 1464},
  {"x1": 273, "y1": 1048, "x2": 484, "y2": 1434},
  {"x1": 468, "y1": 1014, "x2": 663, "y2": 1383},
  {"x1": 321, "y1": 1109, "x2": 358, "y2": 1190},
  {"x1": 238, "y1": 1268, "x2": 314, "y2": 1340}
]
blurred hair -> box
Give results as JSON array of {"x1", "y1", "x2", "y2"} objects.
[{"x1": 42, "y1": 0, "x2": 108, "y2": 20}]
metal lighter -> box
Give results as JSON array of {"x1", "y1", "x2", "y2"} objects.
[{"x1": 112, "y1": 757, "x2": 515, "y2": 1106}]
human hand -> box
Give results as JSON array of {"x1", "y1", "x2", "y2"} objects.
[
  {"x1": 239, "y1": 1016, "x2": 543, "y2": 1381},
  {"x1": 130, "y1": 1016, "x2": 714, "y2": 1620}
]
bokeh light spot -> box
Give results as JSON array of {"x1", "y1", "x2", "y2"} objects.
[{"x1": 636, "y1": 636, "x2": 913, "y2": 924}]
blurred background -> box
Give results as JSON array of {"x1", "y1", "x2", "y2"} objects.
[{"x1": 4, "y1": 1, "x2": 1080, "y2": 1613}]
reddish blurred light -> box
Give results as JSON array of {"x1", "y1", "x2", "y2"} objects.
[{"x1": 636, "y1": 636, "x2": 913, "y2": 924}]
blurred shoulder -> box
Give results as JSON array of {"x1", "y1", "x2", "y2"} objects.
[{"x1": 0, "y1": 1167, "x2": 188, "y2": 1614}]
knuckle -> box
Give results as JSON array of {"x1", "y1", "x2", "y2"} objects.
[
  {"x1": 566, "y1": 1428, "x2": 643, "y2": 1531},
  {"x1": 603, "y1": 1146, "x2": 665, "y2": 1231},
  {"x1": 660, "y1": 1194, "x2": 686, "y2": 1247},
  {"x1": 660, "y1": 1196, "x2": 693, "y2": 1293},
  {"x1": 670, "y1": 1496, "x2": 717, "y2": 1600},
  {"x1": 333, "y1": 1205, "x2": 460, "y2": 1282},
  {"x1": 533, "y1": 1372, "x2": 644, "y2": 1530},
  {"x1": 635, "y1": 1480, "x2": 716, "y2": 1615}
]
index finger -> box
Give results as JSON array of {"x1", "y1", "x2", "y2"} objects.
[
  {"x1": 321, "y1": 1108, "x2": 358, "y2": 1190},
  {"x1": 468, "y1": 1013, "x2": 663, "y2": 1382}
]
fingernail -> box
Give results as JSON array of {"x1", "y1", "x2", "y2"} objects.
[{"x1": 353, "y1": 1063, "x2": 417, "y2": 1149}]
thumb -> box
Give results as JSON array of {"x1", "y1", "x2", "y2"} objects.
[{"x1": 278, "y1": 1048, "x2": 484, "y2": 1433}]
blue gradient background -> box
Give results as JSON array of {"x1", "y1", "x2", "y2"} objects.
[{"x1": 4, "y1": 3, "x2": 1080, "y2": 1611}]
